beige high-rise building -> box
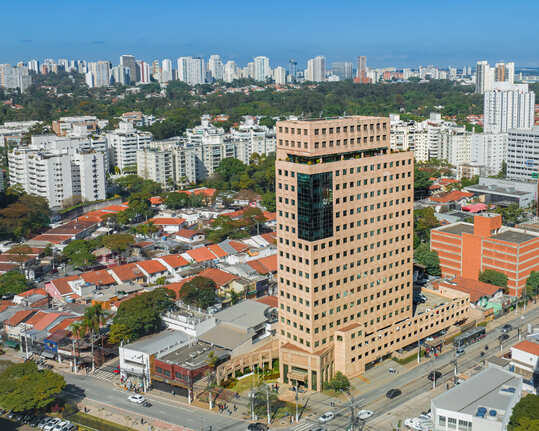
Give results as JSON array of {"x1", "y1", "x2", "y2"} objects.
[{"x1": 275, "y1": 116, "x2": 470, "y2": 391}]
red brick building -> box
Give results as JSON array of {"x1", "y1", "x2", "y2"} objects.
[{"x1": 431, "y1": 214, "x2": 539, "y2": 297}]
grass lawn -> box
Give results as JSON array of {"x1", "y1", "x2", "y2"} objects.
[
  {"x1": 225, "y1": 373, "x2": 279, "y2": 393},
  {"x1": 67, "y1": 412, "x2": 136, "y2": 431},
  {"x1": 391, "y1": 350, "x2": 425, "y2": 365}
]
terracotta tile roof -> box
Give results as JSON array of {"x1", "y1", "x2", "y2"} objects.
[
  {"x1": 0, "y1": 254, "x2": 34, "y2": 264},
  {"x1": 6, "y1": 309, "x2": 35, "y2": 327},
  {"x1": 260, "y1": 232, "x2": 277, "y2": 244},
  {"x1": 179, "y1": 188, "x2": 216, "y2": 197},
  {"x1": 33, "y1": 312, "x2": 64, "y2": 331},
  {"x1": 150, "y1": 196, "x2": 163, "y2": 205},
  {"x1": 0, "y1": 263, "x2": 18, "y2": 272},
  {"x1": 186, "y1": 247, "x2": 216, "y2": 263},
  {"x1": 163, "y1": 277, "x2": 194, "y2": 299},
  {"x1": 255, "y1": 295, "x2": 278, "y2": 308},
  {"x1": 24, "y1": 311, "x2": 48, "y2": 327},
  {"x1": 31, "y1": 234, "x2": 73, "y2": 244},
  {"x1": 439, "y1": 178, "x2": 459, "y2": 185},
  {"x1": 16, "y1": 288, "x2": 47, "y2": 298},
  {"x1": 134, "y1": 241, "x2": 153, "y2": 248},
  {"x1": 109, "y1": 263, "x2": 145, "y2": 282},
  {"x1": 50, "y1": 275, "x2": 81, "y2": 295},
  {"x1": 512, "y1": 340, "x2": 539, "y2": 357},
  {"x1": 45, "y1": 220, "x2": 96, "y2": 235},
  {"x1": 81, "y1": 269, "x2": 116, "y2": 286},
  {"x1": 440, "y1": 277, "x2": 502, "y2": 302},
  {"x1": 197, "y1": 268, "x2": 238, "y2": 287},
  {"x1": 263, "y1": 211, "x2": 276, "y2": 221},
  {"x1": 430, "y1": 190, "x2": 473, "y2": 203},
  {"x1": 158, "y1": 254, "x2": 189, "y2": 268},
  {"x1": 149, "y1": 217, "x2": 186, "y2": 226},
  {"x1": 175, "y1": 229, "x2": 202, "y2": 239},
  {"x1": 6, "y1": 247, "x2": 44, "y2": 255},
  {"x1": 112, "y1": 291, "x2": 145, "y2": 309},
  {"x1": 49, "y1": 317, "x2": 80, "y2": 333},
  {"x1": 136, "y1": 260, "x2": 167, "y2": 275},
  {"x1": 247, "y1": 254, "x2": 277, "y2": 274},
  {"x1": 101, "y1": 205, "x2": 129, "y2": 212},
  {"x1": 207, "y1": 244, "x2": 227, "y2": 258},
  {"x1": 227, "y1": 241, "x2": 249, "y2": 253}
]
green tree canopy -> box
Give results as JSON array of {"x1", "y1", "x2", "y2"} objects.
[
  {"x1": 509, "y1": 394, "x2": 539, "y2": 431},
  {"x1": 0, "y1": 361, "x2": 65, "y2": 412},
  {"x1": 0, "y1": 271, "x2": 29, "y2": 296},
  {"x1": 164, "y1": 192, "x2": 191, "y2": 209},
  {"x1": 62, "y1": 239, "x2": 96, "y2": 269},
  {"x1": 114, "y1": 175, "x2": 162, "y2": 197},
  {"x1": 479, "y1": 269, "x2": 508, "y2": 288},
  {"x1": 102, "y1": 233, "x2": 134, "y2": 254},
  {"x1": 110, "y1": 288, "x2": 175, "y2": 343},
  {"x1": 414, "y1": 207, "x2": 440, "y2": 248},
  {"x1": 326, "y1": 371, "x2": 351, "y2": 392},
  {"x1": 525, "y1": 271, "x2": 539, "y2": 298},
  {"x1": 180, "y1": 276, "x2": 217, "y2": 309},
  {"x1": 414, "y1": 243, "x2": 441, "y2": 276},
  {"x1": 414, "y1": 168, "x2": 433, "y2": 200}
]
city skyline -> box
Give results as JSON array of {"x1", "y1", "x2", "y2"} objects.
[{"x1": 2, "y1": 1, "x2": 539, "y2": 67}]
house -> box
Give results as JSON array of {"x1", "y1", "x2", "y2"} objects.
[
  {"x1": 510, "y1": 340, "x2": 539, "y2": 382},
  {"x1": 197, "y1": 268, "x2": 238, "y2": 292},
  {"x1": 81, "y1": 269, "x2": 117, "y2": 288},
  {"x1": 147, "y1": 217, "x2": 186, "y2": 233},
  {"x1": 135, "y1": 260, "x2": 169, "y2": 283},
  {"x1": 246, "y1": 254, "x2": 277, "y2": 276},
  {"x1": 4, "y1": 309, "x2": 37, "y2": 340},
  {"x1": 13, "y1": 288, "x2": 49, "y2": 308},
  {"x1": 45, "y1": 275, "x2": 83, "y2": 302},
  {"x1": 184, "y1": 247, "x2": 219, "y2": 264},
  {"x1": 430, "y1": 190, "x2": 474, "y2": 211},
  {"x1": 109, "y1": 263, "x2": 145, "y2": 284},
  {"x1": 174, "y1": 229, "x2": 205, "y2": 244},
  {"x1": 156, "y1": 255, "x2": 189, "y2": 274},
  {"x1": 434, "y1": 277, "x2": 504, "y2": 305},
  {"x1": 92, "y1": 247, "x2": 115, "y2": 265}
]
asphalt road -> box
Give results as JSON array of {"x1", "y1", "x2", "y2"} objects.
[{"x1": 62, "y1": 372, "x2": 248, "y2": 431}]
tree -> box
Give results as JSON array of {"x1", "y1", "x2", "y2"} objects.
[
  {"x1": 80, "y1": 304, "x2": 109, "y2": 372},
  {"x1": 164, "y1": 192, "x2": 190, "y2": 209},
  {"x1": 0, "y1": 361, "x2": 65, "y2": 412},
  {"x1": 127, "y1": 192, "x2": 153, "y2": 221},
  {"x1": 413, "y1": 207, "x2": 440, "y2": 248},
  {"x1": 133, "y1": 222, "x2": 159, "y2": 237},
  {"x1": 62, "y1": 239, "x2": 96, "y2": 269},
  {"x1": 460, "y1": 176, "x2": 479, "y2": 188},
  {"x1": 414, "y1": 243, "x2": 441, "y2": 276},
  {"x1": 494, "y1": 204, "x2": 525, "y2": 226},
  {"x1": 509, "y1": 394, "x2": 539, "y2": 431},
  {"x1": 326, "y1": 371, "x2": 350, "y2": 392},
  {"x1": 261, "y1": 192, "x2": 276, "y2": 212},
  {"x1": 479, "y1": 269, "x2": 508, "y2": 289},
  {"x1": 0, "y1": 193, "x2": 49, "y2": 240},
  {"x1": 0, "y1": 271, "x2": 29, "y2": 296},
  {"x1": 111, "y1": 288, "x2": 174, "y2": 343},
  {"x1": 414, "y1": 168, "x2": 433, "y2": 200},
  {"x1": 525, "y1": 271, "x2": 539, "y2": 298},
  {"x1": 180, "y1": 276, "x2": 217, "y2": 309},
  {"x1": 102, "y1": 233, "x2": 134, "y2": 254},
  {"x1": 9, "y1": 244, "x2": 34, "y2": 269}
]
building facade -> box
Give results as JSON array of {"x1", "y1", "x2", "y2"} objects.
[
  {"x1": 506, "y1": 127, "x2": 539, "y2": 181},
  {"x1": 483, "y1": 83, "x2": 535, "y2": 133},
  {"x1": 106, "y1": 122, "x2": 152, "y2": 172}
]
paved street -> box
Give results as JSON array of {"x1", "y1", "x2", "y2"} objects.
[{"x1": 62, "y1": 372, "x2": 248, "y2": 431}]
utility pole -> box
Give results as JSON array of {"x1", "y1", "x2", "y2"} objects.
[
  {"x1": 417, "y1": 336, "x2": 421, "y2": 364},
  {"x1": 295, "y1": 380, "x2": 299, "y2": 422},
  {"x1": 266, "y1": 385, "x2": 270, "y2": 425}
]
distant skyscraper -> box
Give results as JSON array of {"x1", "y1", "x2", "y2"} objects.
[
  {"x1": 208, "y1": 55, "x2": 224, "y2": 81},
  {"x1": 87, "y1": 61, "x2": 110, "y2": 87},
  {"x1": 288, "y1": 59, "x2": 297, "y2": 82},
  {"x1": 331, "y1": 62, "x2": 353, "y2": 80},
  {"x1": 161, "y1": 58, "x2": 173, "y2": 82},
  {"x1": 223, "y1": 61, "x2": 237, "y2": 83},
  {"x1": 254, "y1": 56, "x2": 271, "y2": 82},
  {"x1": 305, "y1": 56, "x2": 325, "y2": 82},
  {"x1": 28, "y1": 59, "x2": 39, "y2": 73},
  {"x1": 177, "y1": 57, "x2": 205, "y2": 86},
  {"x1": 357, "y1": 56, "x2": 367, "y2": 82},
  {"x1": 120, "y1": 55, "x2": 138, "y2": 84},
  {"x1": 273, "y1": 66, "x2": 287, "y2": 86},
  {"x1": 137, "y1": 60, "x2": 151, "y2": 84},
  {"x1": 484, "y1": 82, "x2": 535, "y2": 133}
]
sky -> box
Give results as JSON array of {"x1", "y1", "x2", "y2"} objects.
[{"x1": 2, "y1": 0, "x2": 538, "y2": 68}]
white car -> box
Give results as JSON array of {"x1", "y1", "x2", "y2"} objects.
[
  {"x1": 128, "y1": 394, "x2": 146, "y2": 404},
  {"x1": 43, "y1": 419, "x2": 61, "y2": 431},
  {"x1": 357, "y1": 409, "x2": 374, "y2": 420},
  {"x1": 404, "y1": 418, "x2": 423, "y2": 431},
  {"x1": 318, "y1": 412, "x2": 335, "y2": 423},
  {"x1": 52, "y1": 421, "x2": 70, "y2": 431}
]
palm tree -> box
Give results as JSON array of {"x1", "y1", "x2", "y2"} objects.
[
  {"x1": 206, "y1": 351, "x2": 218, "y2": 409},
  {"x1": 80, "y1": 304, "x2": 108, "y2": 373},
  {"x1": 69, "y1": 321, "x2": 84, "y2": 373}
]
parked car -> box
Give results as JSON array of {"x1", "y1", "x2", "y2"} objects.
[
  {"x1": 499, "y1": 334, "x2": 509, "y2": 342},
  {"x1": 502, "y1": 324, "x2": 512, "y2": 333},
  {"x1": 427, "y1": 371, "x2": 442, "y2": 381},
  {"x1": 128, "y1": 394, "x2": 146, "y2": 404},
  {"x1": 52, "y1": 420, "x2": 70, "y2": 431},
  {"x1": 357, "y1": 410, "x2": 374, "y2": 420},
  {"x1": 386, "y1": 388, "x2": 402, "y2": 399},
  {"x1": 456, "y1": 348, "x2": 465, "y2": 357},
  {"x1": 318, "y1": 412, "x2": 335, "y2": 423},
  {"x1": 43, "y1": 418, "x2": 61, "y2": 431},
  {"x1": 247, "y1": 423, "x2": 268, "y2": 431}
]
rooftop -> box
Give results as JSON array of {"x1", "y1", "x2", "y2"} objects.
[
  {"x1": 491, "y1": 230, "x2": 538, "y2": 244},
  {"x1": 432, "y1": 366, "x2": 521, "y2": 418},
  {"x1": 512, "y1": 340, "x2": 539, "y2": 356},
  {"x1": 198, "y1": 323, "x2": 252, "y2": 351},
  {"x1": 213, "y1": 299, "x2": 270, "y2": 330},
  {"x1": 436, "y1": 223, "x2": 474, "y2": 236},
  {"x1": 159, "y1": 341, "x2": 229, "y2": 370},
  {"x1": 465, "y1": 184, "x2": 531, "y2": 197},
  {"x1": 123, "y1": 329, "x2": 190, "y2": 355}
]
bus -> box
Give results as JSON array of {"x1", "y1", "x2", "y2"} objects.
[{"x1": 453, "y1": 326, "x2": 486, "y2": 349}]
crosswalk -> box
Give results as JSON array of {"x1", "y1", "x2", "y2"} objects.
[
  {"x1": 92, "y1": 367, "x2": 116, "y2": 381},
  {"x1": 290, "y1": 421, "x2": 314, "y2": 431}
]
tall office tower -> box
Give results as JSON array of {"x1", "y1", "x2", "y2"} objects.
[
  {"x1": 276, "y1": 116, "x2": 418, "y2": 390},
  {"x1": 161, "y1": 58, "x2": 173, "y2": 82},
  {"x1": 0, "y1": 64, "x2": 32, "y2": 92},
  {"x1": 208, "y1": 55, "x2": 224, "y2": 81},
  {"x1": 273, "y1": 66, "x2": 287, "y2": 86},
  {"x1": 111, "y1": 66, "x2": 131, "y2": 85},
  {"x1": 331, "y1": 62, "x2": 353, "y2": 80},
  {"x1": 475, "y1": 60, "x2": 494, "y2": 94},
  {"x1": 177, "y1": 57, "x2": 205, "y2": 86},
  {"x1": 120, "y1": 55, "x2": 138, "y2": 84},
  {"x1": 506, "y1": 127, "x2": 539, "y2": 181},
  {"x1": 28, "y1": 59, "x2": 39, "y2": 73},
  {"x1": 305, "y1": 56, "x2": 326, "y2": 82},
  {"x1": 483, "y1": 82, "x2": 535, "y2": 133},
  {"x1": 289, "y1": 59, "x2": 298, "y2": 82},
  {"x1": 137, "y1": 60, "x2": 151, "y2": 84},
  {"x1": 87, "y1": 61, "x2": 111, "y2": 87},
  {"x1": 223, "y1": 61, "x2": 237, "y2": 83},
  {"x1": 357, "y1": 56, "x2": 367, "y2": 82},
  {"x1": 254, "y1": 56, "x2": 271, "y2": 82},
  {"x1": 505, "y1": 62, "x2": 515, "y2": 84}
]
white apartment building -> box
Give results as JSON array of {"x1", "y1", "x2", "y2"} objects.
[
  {"x1": 137, "y1": 147, "x2": 174, "y2": 189},
  {"x1": 71, "y1": 151, "x2": 107, "y2": 202},
  {"x1": 106, "y1": 122, "x2": 152, "y2": 172},
  {"x1": 506, "y1": 127, "x2": 539, "y2": 181},
  {"x1": 471, "y1": 133, "x2": 508, "y2": 176},
  {"x1": 0, "y1": 64, "x2": 32, "y2": 92},
  {"x1": 208, "y1": 55, "x2": 223, "y2": 81},
  {"x1": 161, "y1": 59, "x2": 173, "y2": 83},
  {"x1": 484, "y1": 83, "x2": 535, "y2": 133},
  {"x1": 253, "y1": 56, "x2": 271, "y2": 82},
  {"x1": 305, "y1": 56, "x2": 326, "y2": 82},
  {"x1": 273, "y1": 66, "x2": 287, "y2": 86},
  {"x1": 442, "y1": 129, "x2": 473, "y2": 167},
  {"x1": 230, "y1": 116, "x2": 276, "y2": 164},
  {"x1": 223, "y1": 61, "x2": 238, "y2": 83},
  {"x1": 177, "y1": 57, "x2": 205, "y2": 86},
  {"x1": 86, "y1": 61, "x2": 111, "y2": 88}
]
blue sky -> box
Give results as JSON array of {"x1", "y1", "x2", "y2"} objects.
[{"x1": 2, "y1": 0, "x2": 538, "y2": 68}]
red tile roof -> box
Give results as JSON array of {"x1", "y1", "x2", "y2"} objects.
[
  {"x1": 255, "y1": 296, "x2": 278, "y2": 308},
  {"x1": 33, "y1": 312, "x2": 64, "y2": 331},
  {"x1": 49, "y1": 317, "x2": 80, "y2": 333},
  {"x1": 207, "y1": 244, "x2": 227, "y2": 258},
  {"x1": 158, "y1": 254, "x2": 189, "y2": 268},
  {"x1": 149, "y1": 217, "x2": 186, "y2": 226},
  {"x1": 178, "y1": 188, "x2": 216, "y2": 197},
  {"x1": 45, "y1": 220, "x2": 96, "y2": 235},
  {"x1": 24, "y1": 311, "x2": 48, "y2": 327},
  {"x1": 440, "y1": 277, "x2": 502, "y2": 302},
  {"x1": 163, "y1": 277, "x2": 194, "y2": 299},
  {"x1": 109, "y1": 263, "x2": 145, "y2": 282},
  {"x1": 175, "y1": 229, "x2": 202, "y2": 239},
  {"x1": 247, "y1": 254, "x2": 277, "y2": 274},
  {"x1": 186, "y1": 247, "x2": 217, "y2": 263},
  {"x1": 263, "y1": 211, "x2": 276, "y2": 221},
  {"x1": 431, "y1": 190, "x2": 473, "y2": 203},
  {"x1": 197, "y1": 268, "x2": 238, "y2": 287},
  {"x1": 50, "y1": 275, "x2": 81, "y2": 295},
  {"x1": 227, "y1": 241, "x2": 249, "y2": 253},
  {"x1": 101, "y1": 205, "x2": 129, "y2": 212},
  {"x1": 260, "y1": 232, "x2": 277, "y2": 244},
  {"x1": 16, "y1": 288, "x2": 47, "y2": 298},
  {"x1": 6, "y1": 247, "x2": 44, "y2": 255},
  {"x1": 150, "y1": 196, "x2": 163, "y2": 205},
  {"x1": 136, "y1": 260, "x2": 167, "y2": 275},
  {"x1": 5, "y1": 309, "x2": 35, "y2": 327},
  {"x1": 31, "y1": 234, "x2": 73, "y2": 244},
  {"x1": 0, "y1": 263, "x2": 18, "y2": 272},
  {"x1": 81, "y1": 269, "x2": 116, "y2": 287},
  {"x1": 512, "y1": 340, "x2": 539, "y2": 356}
]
